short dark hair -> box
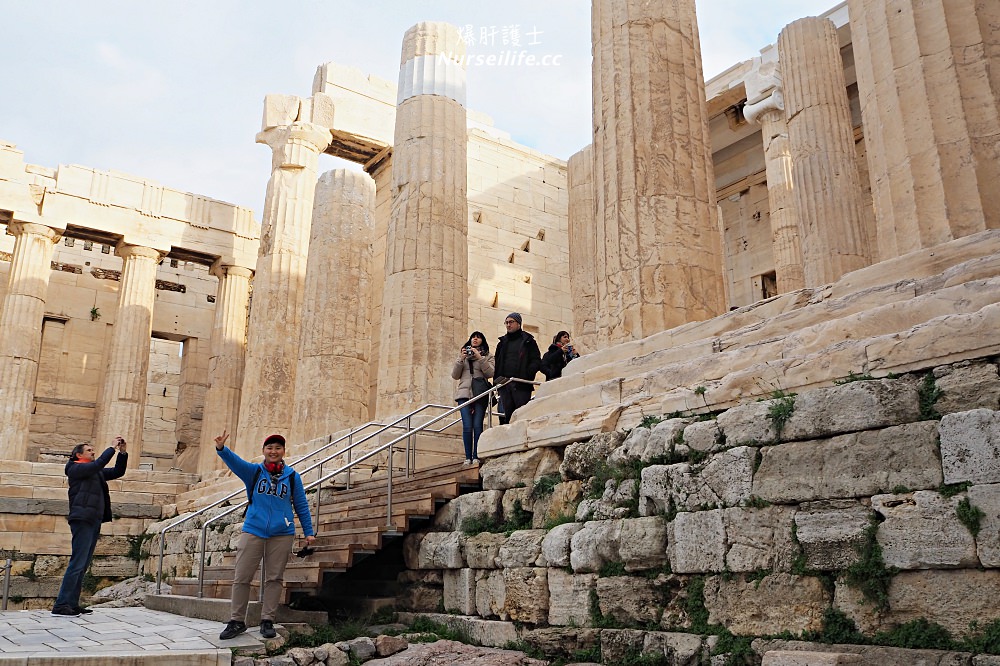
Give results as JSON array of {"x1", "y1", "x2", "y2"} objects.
[
  {"x1": 464, "y1": 331, "x2": 490, "y2": 354},
  {"x1": 70, "y1": 443, "x2": 88, "y2": 461},
  {"x1": 552, "y1": 330, "x2": 570, "y2": 345}
]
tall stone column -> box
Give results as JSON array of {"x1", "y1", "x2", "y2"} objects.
[
  {"x1": 377, "y1": 22, "x2": 467, "y2": 418},
  {"x1": 0, "y1": 222, "x2": 61, "y2": 460},
  {"x1": 592, "y1": 0, "x2": 725, "y2": 346},
  {"x1": 237, "y1": 122, "x2": 331, "y2": 459},
  {"x1": 292, "y1": 170, "x2": 375, "y2": 443},
  {"x1": 198, "y1": 263, "x2": 252, "y2": 473},
  {"x1": 779, "y1": 17, "x2": 872, "y2": 287},
  {"x1": 849, "y1": 0, "x2": 1000, "y2": 259},
  {"x1": 567, "y1": 146, "x2": 598, "y2": 354},
  {"x1": 94, "y1": 244, "x2": 163, "y2": 467},
  {"x1": 743, "y1": 56, "x2": 804, "y2": 293}
]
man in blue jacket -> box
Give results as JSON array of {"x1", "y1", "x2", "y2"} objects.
[
  {"x1": 214, "y1": 430, "x2": 315, "y2": 640},
  {"x1": 52, "y1": 436, "x2": 128, "y2": 616}
]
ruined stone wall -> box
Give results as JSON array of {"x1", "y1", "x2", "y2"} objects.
[{"x1": 396, "y1": 364, "x2": 1000, "y2": 661}]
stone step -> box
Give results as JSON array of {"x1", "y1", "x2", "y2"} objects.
[
  {"x1": 762, "y1": 651, "x2": 862, "y2": 666},
  {"x1": 144, "y1": 593, "x2": 327, "y2": 625}
]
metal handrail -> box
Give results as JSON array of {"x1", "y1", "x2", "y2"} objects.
[{"x1": 155, "y1": 401, "x2": 459, "y2": 594}]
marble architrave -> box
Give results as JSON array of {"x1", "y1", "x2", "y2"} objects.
[
  {"x1": 591, "y1": 0, "x2": 725, "y2": 345},
  {"x1": 376, "y1": 22, "x2": 468, "y2": 418},
  {"x1": 779, "y1": 17, "x2": 872, "y2": 287}
]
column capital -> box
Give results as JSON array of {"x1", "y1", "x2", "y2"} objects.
[
  {"x1": 5, "y1": 221, "x2": 62, "y2": 243},
  {"x1": 210, "y1": 260, "x2": 254, "y2": 280},
  {"x1": 115, "y1": 243, "x2": 165, "y2": 262},
  {"x1": 255, "y1": 122, "x2": 333, "y2": 168},
  {"x1": 743, "y1": 56, "x2": 785, "y2": 125}
]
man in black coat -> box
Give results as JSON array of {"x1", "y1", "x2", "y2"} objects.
[
  {"x1": 52, "y1": 436, "x2": 128, "y2": 616},
  {"x1": 493, "y1": 312, "x2": 542, "y2": 425}
]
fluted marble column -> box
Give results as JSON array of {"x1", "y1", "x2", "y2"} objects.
[
  {"x1": 292, "y1": 170, "x2": 375, "y2": 443},
  {"x1": 567, "y1": 146, "x2": 598, "y2": 354},
  {"x1": 198, "y1": 263, "x2": 252, "y2": 473},
  {"x1": 94, "y1": 244, "x2": 163, "y2": 467},
  {"x1": 377, "y1": 22, "x2": 467, "y2": 418},
  {"x1": 237, "y1": 122, "x2": 331, "y2": 459},
  {"x1": 0, "y1": 222, "x2": 62, "y2": 459},
  {"x1": 849, "y1": 0, "x2": 1000, "y2": 258},
  {"x1": 743, "y1": 56, "x2": 804, "y2": 293},
  {"x1": 592, "y1": 0, "x2": 725, "y2": 345},
  {"x1": 779, "y1": 17, "x2": 872, "y2": 287}
]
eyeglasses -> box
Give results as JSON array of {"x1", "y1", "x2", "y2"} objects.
[{"x1": 504, "y1": 320, "x2": 517, "y2": 325}]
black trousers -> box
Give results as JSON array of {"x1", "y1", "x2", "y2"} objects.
[{"x1": 498, "y1": 383, "x2": 533, "y2": 425}]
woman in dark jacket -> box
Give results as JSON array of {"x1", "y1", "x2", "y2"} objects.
[
  {"x1": 52, "y1": 436, "x2": 128, "y2": 616},
  {"x1": 541, "y1": 330, "x2": 580, "y2": 380}
]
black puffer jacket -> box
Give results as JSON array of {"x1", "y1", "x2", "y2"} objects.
[
  {"x1": 65, "y1": 447, "x2": 128, "y2": 524},
  {"x1": 494, "y1": 330, "x2": 542, "y2": 385}
]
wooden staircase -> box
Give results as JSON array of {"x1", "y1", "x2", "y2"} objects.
[{"x1": 168, "y1": 459, "x2": 482, "y2": 609}]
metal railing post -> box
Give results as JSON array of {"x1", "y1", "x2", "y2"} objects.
[{"x1": 2, "y1": 558, "x2": 11, "y2": 610}]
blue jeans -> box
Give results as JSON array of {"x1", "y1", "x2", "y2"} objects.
[
  {"x1": 458, "y1": 397, "x2": 486, "y2": 460},
  {"x1": 55, "y1": 520, "x2": 102, "y2": 608}
]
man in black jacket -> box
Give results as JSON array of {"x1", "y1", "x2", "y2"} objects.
[
  {"x1": 52, "y1": 436, "x2": 128, "y2": 616},
  {"x1": 493, "y1": 312, "x2": 542, "y2": 425}
]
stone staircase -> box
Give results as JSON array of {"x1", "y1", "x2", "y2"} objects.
[{"x1": 165, "y1": 459, "x2": 482, "y2": 611}]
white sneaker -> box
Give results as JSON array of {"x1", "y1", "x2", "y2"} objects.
[{"x1": 463, "y1": 459, "x2": 472, "y2": 465}]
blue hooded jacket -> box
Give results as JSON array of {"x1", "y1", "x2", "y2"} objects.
[{"x1": 217, "y1": 446, "x2": 314, "y2": 539}]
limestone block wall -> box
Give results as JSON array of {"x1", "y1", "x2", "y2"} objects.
[
  {"x1": 0, "y1": 461, "x2": 195, "y2": 610},
  {"x1": 397, "y1": 367, "x2": 1000, "y2": 659}
]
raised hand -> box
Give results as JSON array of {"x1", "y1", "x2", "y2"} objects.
[{"x1": 214, "y1": 429, "x2": 230, "y2": 450}]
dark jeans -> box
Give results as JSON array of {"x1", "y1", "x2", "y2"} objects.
[
  {"x1": 55, "y1": 520, "x2": 102, "y2": 608},
  {"x1": 458, "y1": 397, "x2": 486, "y2": 460},
  {"x1": 497, "y1": 383, "x2": 532, "y2": 425}
]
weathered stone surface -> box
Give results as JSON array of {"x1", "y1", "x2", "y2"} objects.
[
  {"x1": 402, "y1": 533, "x2": 424, "y2": 570},
  {"x1": 502, "y1": 487, "x2": 533, "y2": 524},
  {"x1": 669, "y1": 510, "x2": 725, "y2": 574},
  {"x1": 416, "y1": 531, "x2": 465, "y2": 569},
  {"x1": 717, "y1": 400, "x2": 779, "y2": 445},
  {"x1": 464, "y1": 532, "x2": 507, "y2": 569},
  {"x1": 793, "y1": 501, "x2": 870, "y2": 570},
  {"x1": 531, "y1": 480, "x2": 584, "y2": 529},
  {"x1": 540, "y1": 522, "x2": 583, "y2": 568},
  {"x1": 753, "y1": 422, "x2": 942, "y2": 503},
  {"x1": 546, "y1": 568, "x2": 595, "y2": 626},
  {"x1": 640, "y1": 447, "x2": 754, "y2": 514},
  {"x1": 31, "y1": 554, "x2": 66, "y2": 577},
  {"x1": 835, "y1": 569, "x2": 1000, "y2": 636},
  {"x1": 781, "y1": 379, "x2": 921, "y2": 441},
  {"x1": 754, "y1": 639, "x2": 971, "y2": 666},
  {"x1": 443, "y1": 568, "x2": 477, "y2": 615},
  {"x1": 89, "y1": 556, "x2": 139, "y2": 577},
  {"x1": 619, "y1": 516, "x2": 670, "y2": 572},
  {"x1": 520, "y1": 626, "x2": 602, "y2": 660},
  {"x1": 762, "y1": 651, "x2": 861, "y2": 665},
  {"x1": 968, "y1": 484, "x2": 1000, "y2": 566},
  {"x1": 872, "y1": 491, "x2": 979, "y2": 569},
  {"x1": 475, "y1": 569, "x2": 505, "y2": 619},
  {"x1": 939, "y1": 409, "x2": 1000, "y2": 484},
  {"x1": 396, "y1": 570, "x2": 443, "y2": 613},
  {"x1": 496, "y1": 530, "x2": 547, "y2": 568},
  {"x1": 526, "y1": 404, "x2": 625, "y2": 449},
  {"x1": 609, "y1": 419, "x2": 690, "y2": 464},
  {"x1": 362, "y1": 639, "x2": 547, "y2": 665},
  {"x1": 596, "y1": 575, "x2": 663, "y2": 625},
  {"x1": 480, "y1": 448, "x2": 562, "y2": 491},
  {"x1": 561, "y1": 431, "x2": 626, "y2": 480},
  {"x1": 395, "y1": 612, "x2": 522, "y2": 648},
  {"x1": 477, "y1": 421, "x2": 529, "y2": 459},
  {"x1": 682, "y1": 420, "x2": 726, "y2": 453},
  {"x1": 570, "y1": 519, "x2": 622, "y2": 573},
  {"x1": 432, "y1": 490, "x2": 503, "y2": 532},
  {"x1": 641, "y1": 631, "x2": 704, "y2": 665},
  {"x1": 502, "y1": 567, "x2": 548, "y2": 624},
  {"x1": 576, "y1": 478, "x2": 636, "y2": 521},
  {"x1": 89, "y1": 575, "x2": 165, "y2": 607},
  {"x1": 934, "y1": 362, "x2": 1000, "y2": 415},
  {"x1": 374, "y1": 635, "x2": 408, "y2": 657},
  {"x1": 704, "y1": 573, "x2": 829, "y2": 635},
  {"x1": 340, "y1": 636, "x2": 376, "y2": 661},
  {"x1": 723, "y1": 506, "x2": 797, "y2": 572}
]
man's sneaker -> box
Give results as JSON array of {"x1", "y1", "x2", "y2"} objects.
[
  {"x1": 260, "y1": 619, "x2": 277, "y2": 639},
  {"x1": 74, "y1": 606, "x2": 93, "y2": 614},
  {"x1": 219, "y1": 620, "x2": 247, "y2": 640},
  {"x1": 51, "y1": 605, "x2": 81, "y2": 617}
]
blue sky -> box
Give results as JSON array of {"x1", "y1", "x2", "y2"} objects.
[{"x1": 1, "y1": 1, "x2": 840, "y2": 219}]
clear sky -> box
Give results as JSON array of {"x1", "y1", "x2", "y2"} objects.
[{"x1": 1, "y1": 0, "x2": 840, "y2": 220}]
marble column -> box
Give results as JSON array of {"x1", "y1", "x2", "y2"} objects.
[
  {"x1": 93, "y1": 244, "x2": 163, "y2": 467},
  {"x1": 376, "y1": 22, "x2": 468, "y2": 418},
  {"x1": 743, "y1": 56, "x2": 805, "y2": 294},
  {"x1": 292, "y1": 169, "x2": 375, "y2": 444},
  {"x1": 849, "y1": 0, "x2": 1000, "y2": 259},
  {"x1": 592, "y1": 0, "x2": 725, "y2": 346},
  {"x1": 0, "y1": 222, "x2": 62, "y2": 460},
  {"x1": 567, "y1": 145, "x2": 598, "y2": 354},
  {"x1": 198, "y1": 263, "x2": 252, "y2": 473},
  {"x1": 779, "y1": 17, "x2": 872, "y2": 287},
  {"x1": 237, "y1": 122, "x2": 331, "y2": 459}
]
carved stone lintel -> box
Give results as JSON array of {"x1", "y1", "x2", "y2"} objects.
[{"x1": 743, "y1": 56, "x2": 785, "y2": 125}]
